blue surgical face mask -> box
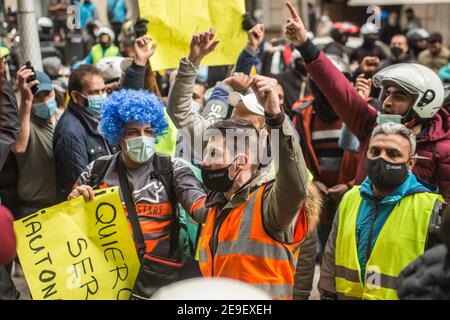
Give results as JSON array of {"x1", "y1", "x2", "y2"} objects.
[
  {"x1": 82, "y1": 94, "x2": 106, "y2": 117},
  {"x1": 191, "y1": 100, "x2": 202, "y2": 113},
  {"x1": 33, "y1": 98, "x2": 57, "y2": 119},
  {"x1": 125, "y1": 136, "x2": 156, "y2": 163}
]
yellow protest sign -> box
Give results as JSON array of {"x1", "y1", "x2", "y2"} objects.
[
  {"x1": 138, "y1": 0, "x2": 248, "y2": 70},
  {"x1": 14, "y1": 187, "x2": 140, "y2": 300}
]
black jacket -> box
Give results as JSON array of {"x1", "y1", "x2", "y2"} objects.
[
  {"x1": 397, "y1": 244, "x2": 450, "y2": 300},
  {"x1": 0, "y1": 78, "x2": 20, "y2": 214},
  {"x1": 53, "y1": 101, "x2": 118, "y2": 202},
  {"x1": 0, "y1": 78, "x2": 19, "y2": 170},
  {"x1": 122, "y1": 61, "x2": 146, "y2": 90}
]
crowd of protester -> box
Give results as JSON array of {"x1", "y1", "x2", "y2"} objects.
[{"x1": 1, "y1": 1, "x2": 450, "y2": 300}]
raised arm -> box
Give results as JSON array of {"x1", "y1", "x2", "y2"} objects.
[
  {"x1": 122, "y1": 36, "x2": 157, "y2": 90},
  {"x1": 235, "y1": 23, "x2": 265, "y2": 75},
  {"x1": 283, "y1": 1, "x2": 377, "y2": 140},
  {"x1": 251, "y1": 75, "x2": 308, "y2": 230},
  {"x1": 11, "y1": 66, "x2": 38, "y2": 154},
  {"x1": 167, "y1": 28, "x2": 220, "y2": 151}
]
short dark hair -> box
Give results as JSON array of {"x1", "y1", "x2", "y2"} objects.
[
  {"x1": 207, "y1": 119, "x2": 261, "y2": 165},
  {"x1": 207, "y1": 119, "x2": 260, "y2": 145},
  {"x1": 68, "y1": 64, "x2": 102, "y2": 95},
  {"x1": 208, "y1": 119, "x2": 258, "y2": 133},
  {"x1": 391, "y1": 33, "x2": 408, "y2": 42},
  {"x1": 194, "y1": 79, "x2": 208, "y2": 89},
  {"x1": 405, "y1": 8, "x2": 414, "y2": 14},
  {"x1": 428, "y1": 32, "x2": 443, "y2": 44}
]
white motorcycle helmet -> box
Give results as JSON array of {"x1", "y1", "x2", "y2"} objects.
[
  {"x1": 38, "y1": 17, "x2": 53, "y2": 30},
  {"x1": 373, "y1": 63, "x2": 444, "y2": 119},
  {"x1": 96, "y1": 56, "x2": 132, "y2": 83},
  {"x1": 360, "y1": 22, "x2": 379, "y2": 36},
  {"x1": 151, "y1": 278, "x2": 271, "y2": 300},
  {"x1": 95, "y1": 26, "x2": 115, "y2": 43}
]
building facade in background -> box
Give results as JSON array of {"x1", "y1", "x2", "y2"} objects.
[
  {"x1": 247, "y1": 0, "x2": 449, "y2": 47},
  {"x1": 3, "y1": 0, "x2": 139, "y2": 26}
]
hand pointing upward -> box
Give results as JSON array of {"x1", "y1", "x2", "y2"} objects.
[{"x1": 284, "y1": 1, "x2": 308, "y2": 47}]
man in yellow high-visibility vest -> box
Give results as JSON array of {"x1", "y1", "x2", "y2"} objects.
[
  {"x1": 319, "y1": 123, "x2": 445, "y2": 300},
  {"x1": 79, "y1": 26, "x2": 120, "y2": 66}
]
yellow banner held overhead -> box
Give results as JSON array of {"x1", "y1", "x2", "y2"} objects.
[
  {"x1": 14, "y1": 187, "x2": 140, "y2": 300},
  {"x1": 138, "y1": 0, "x2": 248, "y2": 71}
]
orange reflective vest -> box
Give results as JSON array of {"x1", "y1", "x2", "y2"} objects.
[{"x1": 198, "y1": 184, "x2": 302, "y2": 300}]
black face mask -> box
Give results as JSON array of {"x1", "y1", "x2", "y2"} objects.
[
  {"x1": 310, "y1": 80, "x2": 339, "y2": 121},
  {"x1": 364, "y1": 157, "x2": 409, "y2": 191},
  {"x1": 201, "y1": 162, "x2": 240, "y2": 193},
  {"x1": 100, "y1": 42, "x2": 111, "y2": 49},
  {"x1": 390, "y1": 47, "x2": 404, "y2": 60}
]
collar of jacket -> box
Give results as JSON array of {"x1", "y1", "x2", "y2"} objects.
[
  {"x1": 359, "y1": 171, "x2": 433, "y2": 206},
  {"x1": 205, "y1": 170, "x2": 274, "y2": 210},
  {"x1": 67, "y1": 100, "x2": 102, "y2": 137},
  {"x1": 417, "y1": 108, "x2": 450, "y2": 143}
]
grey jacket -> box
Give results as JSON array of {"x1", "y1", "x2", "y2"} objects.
[
  {"x1": 202, "y1": 114, "x2": 310, "y2": 243},
  {"x1": 167, "y1": 56, "x2": 321, "y2": 300},
  {"x1": 167, "y1": 58, "x2": 232, "y2": 165}
]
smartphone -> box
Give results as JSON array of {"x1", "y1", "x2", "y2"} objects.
[{"x1": 25, "y1": 61, "x2": 38, "y2": 94}]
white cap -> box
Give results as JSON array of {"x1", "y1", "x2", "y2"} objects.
[
  {"x1": 228, "y1": 92, "x2": 265, "y2": 116},
  {"x1": 151, "y1": 278, "x2": 271, "y2": 300},
  {"x1": 96, "y1": 56, "x2": 133, "y2": 82}
]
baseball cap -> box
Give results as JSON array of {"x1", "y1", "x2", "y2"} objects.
[
  {"x1": 43, "y1": 56, "x2": 62, "y2": 79},
  {"x1": 35, "y1": 71, "x2": 54, "y2": 94},
  {"x1": 228, "y1": 92, "x2": 265, "y2": 116}
]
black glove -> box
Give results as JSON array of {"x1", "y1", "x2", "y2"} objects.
[
  {"x1": 134, "y1": 17, "x2": 149, "y2": 38},
  {"x1": 242, "y1": 12, "x2": 257, "y2": 32}
]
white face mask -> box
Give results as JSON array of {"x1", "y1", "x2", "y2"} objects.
[{"x1": 124, "y1": 136, "x2": 156, "y2": 163}]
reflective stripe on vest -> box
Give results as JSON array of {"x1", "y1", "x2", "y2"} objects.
[
  {"x1": 198, "y1": 184, "x2": 301, "y2": 300},
  {"x1": 335, "y1": 186, "x2": 442, "y2": 300},
  {"x1": 91, "y1": 44, "x2": 120, "y2": 65}
]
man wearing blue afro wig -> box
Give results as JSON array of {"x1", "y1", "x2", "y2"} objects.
[
  {"x1": 100, "y1": 89, "x2": 168, "y2": 147},
  {"x1": 68, "y1": 89, "x2": 209, "y2": 300}
]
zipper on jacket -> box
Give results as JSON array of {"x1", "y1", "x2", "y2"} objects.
[{"x1": 210, "y1": 208, "x2": 232, "y2": 276}]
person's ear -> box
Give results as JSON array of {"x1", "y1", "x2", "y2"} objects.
[
  {"x1": 235, "y1": 153, "x2": 249, "y2": 168},
  {"x1": 408, "y1": 156, "x2": 417, "y2": 171},
  {"x1": 118, "y1": 138, "x2": 126, "y2": 151},
  {"x1": 71, "y1": 91, "x2": 81, "y2": 106}
]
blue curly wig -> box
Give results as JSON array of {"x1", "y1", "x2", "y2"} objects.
[{"x1": 100, "y1": 89, "x2": 168, "y2": 145}]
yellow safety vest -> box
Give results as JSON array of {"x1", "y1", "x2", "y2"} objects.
[
  {"x1": 154, "y1": 110, "x2": 178, "y2": 157},
  {"x1": 335, "y1": 186, "x2": 442, "y2": 300},
  {"x1": 91, "y1": 44, "x2": 120, "y2": 65}
]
